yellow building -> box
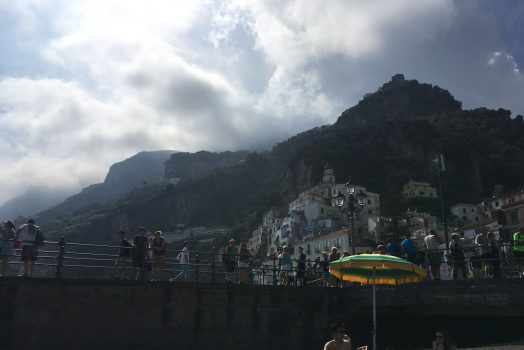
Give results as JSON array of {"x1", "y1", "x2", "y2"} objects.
[{"x1": 402, "y1": 180, "x2": 438, "y2": 199}]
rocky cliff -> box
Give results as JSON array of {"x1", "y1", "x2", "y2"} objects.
[{"x1": 40, "y1": 77, "x2": 524, "y2": 243}]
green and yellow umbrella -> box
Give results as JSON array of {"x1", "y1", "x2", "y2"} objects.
[
  {"x1": 329, "y1": 254, "x2": 428, "y2": 350},
  {"x1": 329, "y1": 253, "x2": 427, "y2": 285}
]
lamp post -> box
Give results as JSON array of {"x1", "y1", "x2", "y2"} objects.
[
  {"x1": 434, "y1": 154, "x2": 449, "y2": 250},
  {"x1": 335, "y1": 180, "x2": 368, "y2": 255}
]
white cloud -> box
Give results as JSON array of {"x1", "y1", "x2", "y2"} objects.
[{"x1": 1, "y1": 0, "x2": 524, "y2": 206}]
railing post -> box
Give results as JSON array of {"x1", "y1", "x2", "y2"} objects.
[
  {"x1": 211, "y1": 247, "x2": 216, "y2": 284},
  {"x1": 195, "y1": 254, "x2": 200, "y2": 283},
  {"x1": 248, "y1": 258, "x2": 254, "y2": 285},
  {"x1": 55, "y1": 236, "x2": 65, "y2": 279},
  {"x1": 272, "y1": 253, "x2": 277, "y2": 286}
]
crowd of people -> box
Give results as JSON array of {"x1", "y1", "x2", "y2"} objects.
[
  {"x1": 2, "y1": 217, "x2": 523, "y2": 284},
  {"x1": 236, "y1": 226, "x2": 524, "y2": 286},
  {"x1": 113, "y1": 227, "x2": 191, "y2": 281}
]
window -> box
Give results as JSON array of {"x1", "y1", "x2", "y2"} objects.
[
  {"x1": 321, "y1": 208, "x2": 324, "y2": 214},
  {"x1": 510, "y1": 212, "x2": 518, "y2": 225},
  {"x1": 471, "y1": 208, "x2": 475, "y2": 212},
  {"x1": 368, "y1": 199, "x2": 372, "y2": 204},
  {"x1": 462, "y1": 216, "x2": 467, "y2": 221},
  {"x1": 463, "y1": 208, "x2": 467, "y2": 213},
  {"x1": 307, "y1": 244, "x2": 311, "y2": 254},
  {"x1": 419, "y1": 191, "x2": 425, "y2": 196}
]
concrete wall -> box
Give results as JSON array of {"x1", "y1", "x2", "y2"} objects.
[{"x1": 0, "y1": 278, "x2": 523, "y2": 350}]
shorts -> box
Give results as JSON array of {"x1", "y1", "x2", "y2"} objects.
[
  {"x1": 152, "y1": 254, "x2": 165, "y2": 269},
  {"x1": 280, "y1": 264, "x2": 291, "y2": 271},
  {"x1": 238, "y1": 261, "x2": 250, "y2": 268},
  {"x1": 427, "y1": 251, "x2": 442, "y2": 265},
  {"x1": 21, "y1": 245, "x2": 38, "y2": 261},
  {"x1": 1, "y1": 241, "x2": 14, "y2": 257},
  {"x1": 132, "y1": 250, "x2": 146, "y2": 268},
  {"x1": 225, "y1": 261, "x2": 236, "y2": 272}
]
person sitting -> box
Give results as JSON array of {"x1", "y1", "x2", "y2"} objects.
[
  {"x1": 324, "y1": 322, "x2": 351, "y2": 350},
  {"x1": 432, "y1": 329, "x2": 457, "y2": 350}
]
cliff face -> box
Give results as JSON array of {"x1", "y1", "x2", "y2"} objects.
[
  {"x1": 41, "y1": 77, "x2": 524, "y2": 242},
  {"x1": 164, "y1": 150, "x2": 249, "y2": 180},
  {"x1": 37, "y1": 151, "x2": 175, "y2": 225}
]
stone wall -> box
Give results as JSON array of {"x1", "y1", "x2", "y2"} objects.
[{"x1": 0, "y1": 278, "x2": 523, "y2": 350}]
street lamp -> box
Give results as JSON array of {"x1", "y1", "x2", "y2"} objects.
[{"x1": 335, "y1": 180, "x2": 367, "y2": 255}]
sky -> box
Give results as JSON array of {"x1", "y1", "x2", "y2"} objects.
[{"x1": 0, "y1": 0, "x2": 523, "y2": 206}]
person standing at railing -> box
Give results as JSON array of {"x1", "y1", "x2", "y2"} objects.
[
  {"x1": 1, "y1": 220, "x2": 16, "y2": 276},
  {"x1": 296, "y1": 246, "x2": 306, "y2": 286},
  {"x1": 448, "y1": 233, "x2": 466, "y2": 280},
  {"x1": 238, "y1": 242, "x2": 252, "y2": 285},
  {"x1": 15, "y1": 218, "x2": 43, "y2": 277},
  {"x1": 512, "y1": 227, "x2": 524, "y2": 277},
  {"x1": 401, "y1": 235, "x2": 418, "y2": 265},
  {"x1": 487, "y1": 232, "x2": 501, "y2": 278},
  {"x1": 114, "y1": 230, "x2": 133, "y2": 280},
  {"x1": 424, "y1": 229, "x2": 443, "y2": 280},
  {"x1": 279, "y1": 245, "x2": 292, "y2": 286},
  {"x1": 132, "y1": 227, "x2": 149, "y2": 280},
  {"x1": 223, "y1": 239, "x2": 238, "y2": 284},
  {"x1": 150, "y1": 231, "x2": 166, "y2": 281},
  {"x1": 475, "y1": 228, "x2": 491, "y2": 276}
]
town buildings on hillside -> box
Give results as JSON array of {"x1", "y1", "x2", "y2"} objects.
[
  {"x1": 402, "y1": 180, "x2": 438, "y2": 199},
  {"x1": 247, "y1": 165, "x2": 380, "y2": 256}
]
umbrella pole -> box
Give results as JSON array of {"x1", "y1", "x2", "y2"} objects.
[{"x1": 373, "y1": 267, "x2": 376, "y2": 350}]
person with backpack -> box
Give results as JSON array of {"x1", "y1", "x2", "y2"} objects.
[
  {"x1": 1, "y1": 220, "x2": 16, "y2": 276},
  {"x1": 15, "y1": 218, "x2": 44, "y2": 277},
  {"x1": 114, "y1": 230, "x2": 133, "y2": 279}
]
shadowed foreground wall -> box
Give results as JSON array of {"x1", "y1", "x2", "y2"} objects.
[{"x1": 0, "y1": 278, "x2": 522, "y2": 350}]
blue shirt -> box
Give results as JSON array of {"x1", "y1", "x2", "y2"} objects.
[{"x1": 401, "y1": 239, "x2": 417, "y2": 253}]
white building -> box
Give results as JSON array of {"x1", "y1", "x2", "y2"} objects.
[
  {"x1": 450, "y1": 203, "x2": 480, "y2": 224},
  {"x1": 289, "y1": 165, "x2": 380, "y2": 243}
]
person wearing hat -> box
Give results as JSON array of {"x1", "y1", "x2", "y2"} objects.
[
  {"x1": 223, "y1": 239, "x2": 238, "y2": 284},
  {"x1": 15, "y1": 218, "x2": 44, "y2": 277},
  {"x1": 1, "y1": 220, "x2": 16, "y2": 276}
]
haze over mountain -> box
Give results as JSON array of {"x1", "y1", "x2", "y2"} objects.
[{"x1": 40, "y1": 77, "x2": 524, "y2": 244}]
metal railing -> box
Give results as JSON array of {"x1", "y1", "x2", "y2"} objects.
[{"x1": 0, "y1": 237, "x2": 522, "y2": 283}]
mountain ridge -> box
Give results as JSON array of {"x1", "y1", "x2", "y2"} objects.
[{"x1": 39, "y1": 76, "x2": 524, "y2": 244}]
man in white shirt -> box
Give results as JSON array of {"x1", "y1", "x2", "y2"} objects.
[
  {"x1": 15, "y1": 218, "x2": 43, "y2": 277},
  {"x1": 424, "y1": 229, "x2": 444, "y2": 280}
]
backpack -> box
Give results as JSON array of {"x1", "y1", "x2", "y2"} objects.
[{"x1": 35, "y1": 229, "x2": 45, "y2": 246}]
